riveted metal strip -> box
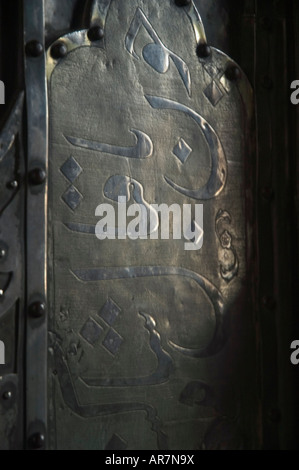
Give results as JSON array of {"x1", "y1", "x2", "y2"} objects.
[{"x1": 24, "y1": 0, "x2": 48, "y2": 449}]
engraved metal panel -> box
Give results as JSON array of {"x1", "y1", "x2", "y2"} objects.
[{"x1": 47, "y1": 0, "x2": 254, "y2": 450}]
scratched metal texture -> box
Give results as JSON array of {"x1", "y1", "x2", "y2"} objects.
[{"x1": 46, "y1": 0, "x2": 257, "y2": 450}]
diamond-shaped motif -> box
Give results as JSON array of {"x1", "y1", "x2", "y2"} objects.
[
  {"x1": 62, "y1": 185, "x2": 83, "y2": 210},
  {"x1": 98, "y1": 298, "x2": 121, "y2": 326},
  {"x1": 219, "y1": 73, "x2": 233, "y2": 93},
  {"x1": 60, "y1": 156, "x2": 82, "y2": 183},
  {"x1": 173, "y1": 138, "x2": 192, "y2": 164},
  {"x1": 102, "y1": 328, "x2": 123, "y2": 356},
  {"x1": 204, "y1": 81, "x2": 224, "y2": 107},
  {"x1": 203, "y1": 63, "x2": 219, "y2": 79},
  {"x1": 80, "y1": 318, "x2": 103, "y2": 345}
]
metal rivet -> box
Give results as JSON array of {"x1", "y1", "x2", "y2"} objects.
[
  {"x1": 50, "y1": 42, "x2": 68, "y2": 60},
  {"x1": 262, "y1": 295, "x2": 276, "y2": 311},
  {"x1": 261, "y1": 76, "x2": 273, "y2": 90},
  {"x1": 268, "y1": 408, "x2": 281, "y2": 424},
  {"x1": 175, "y1": 0, "x2": 191, "y2": 6},
  {"x1": 29, "y1": 433, "x2": 45, "y2": 450},
  {"x1": 0, "y1": 249, "x2": 6, "y2": 259},
  {"x1": 196, "y1": 43, "x2": 211, "y2": 59},
  {"x1": 0, "y1": 290, "x2": 4, "y2": 297},
  {"x1": 25, "y1": 40, "x2": 44, "y2": 58},
  {"x1": 29, "y1": 301, "x2": 46, "y2": 319},
  {"x1": 2, "y1": 391, "x2": 12, "y2": 401},
  {"x1": 29, "y1": 168, "x2": 46, "y2": 186},
  {"x1": 225, "y1": 65, "x2": 241, "y2": 81},
  {"x1": 88, "y1": 26, "x2": 104, "y2": 42},
  {"x1": 7, "y1": 180, "x2": 19, "y2": 189}
]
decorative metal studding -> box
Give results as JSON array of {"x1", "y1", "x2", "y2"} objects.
[
  {"x1": 50, "y1": 42, "x2": 68, "y2": 60},
  {"x1": 225, "y1": 65, "x2": 241, "y2": 81},
  {"x1": 2, "y1": 391, "x2": 12, "y2": 401},
  {"x1": 7, "y1": 180, "x2": 19, "y2": 189},
  {"x1": 28, "y1": 301, "x2": 46, "y2": 319},
  {"x1": 25, "y1": 40, "x2": 44, "y2": 58},
  {"x1": 29, "y1": 168, "x2": 46, "y2": 186},
  {"x1": 28, "y1": 433, "x2": 45, "y2": 450},
  {"x1": 175, "y1": 0, "x2": 191, "y2": 6},
  {"x1": 196, "y1": 43, "x2": 211, "y2": 58},
  {"x1": 88, "y1": 26, "x2": 104, "y2": 42}
]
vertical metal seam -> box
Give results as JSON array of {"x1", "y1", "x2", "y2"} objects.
[{"x1": 24, "y1": 0, "x2": 48, "y2": 449}]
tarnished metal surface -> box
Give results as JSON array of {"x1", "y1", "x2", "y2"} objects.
[
  {"x1": 24, "y1": 0, "x2": 48, "y2": 448},
  {"x1": 47, "y1": 0, "x2": 255, "y2": 450},
  {"x1": 0, "y1": 93, "x2": 25, "y2": 450},
  {"x1": 0, "y1": 0, "x2": 298, "y2": 451}
]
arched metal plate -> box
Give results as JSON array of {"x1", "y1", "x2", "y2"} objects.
[{"x1": 47, "y1": 0, "x2": 254, "y2": 450}]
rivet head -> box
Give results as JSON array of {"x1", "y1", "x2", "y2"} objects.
[
  {"x1": 2, "y1": 391, "x2": 12, "y2": 401},
  {"x1": 0, "y1": 249, "x2": 6, "y2": 259},
  {"x1": 25, "y1": 40, "x2": 44, "y2": 58},
  {"x1": 88, "y1": 26, "x2": 104, "y2": 42},
  {"x1": 196, "y1": 43, "x2": 211, "y2": 59},
  {"x1": 175, "y1": 0, "x2": 191, "y2": 6},
  {"x1": 50, "y1": 42, "x2": 68, "y2": 60},
  {"x1": 29, "y1": 168, "x2": 46, "y2": 186},
  {"x1": 225, "y1": 65, "x2": 241, "y2": 81},
  {"x1": 29, "y1": 301, "x2": 46, "y2": 319},
  {"x1": 29, "y1": 433, "x2": 45, "y2": 450},
  {"x1": 8, "y1": 180, "x2": 19, "y2": 189}
]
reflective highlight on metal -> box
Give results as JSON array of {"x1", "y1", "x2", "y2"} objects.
[
  {"x1": 60, "y1": 156, "x2": 82, "y2": 183},
  {"x1": 28, "y1": 168, "x2": 46, "y2": 186},
  {"x1": 216, "y1": 210, "x2": 239, "y2": 282},
  {"x1": 88, "y1": 26, "x2": 104, "y2": 42},
  {"x1": 66, "y1": 129, "x2": 153, "y2": 159},
  {"x1": 73, "y1": 266, "x2": 226, "y2": 358},
  {"x1": 90, "y1": 0, "x2": 112, "y2": 28},
  {"x1": 82, "y1": 312, "x2": 174, "y2": 386},
  {"x1": 25, "y1": 40, "x2": 44, "y2": 58},
  {"x1": 62, "y1": 185, "x2": 83, "y2": 211},
  {"x1": 184, "y1": 0, "x2": 207, "y2": 44},
  {"x1": 173, "y1": 138, "x2": 192, "y2": 164},
  {"x1": 47, "y1": 0, "x2": 253, "y2": 450},
  {"x1": 125, "y1": 8, "x2": 191, "y2": 95},
  {"x1": 146, "y1": 95, "x2": 227, "y2": 200},
  {"x1": 196, "y1": 43, "x2": 211, "y2": 58}
]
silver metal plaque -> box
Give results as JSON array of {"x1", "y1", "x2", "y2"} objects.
[{"x1": 47, "y1": 0, "x2": 253, "y2": 450}]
